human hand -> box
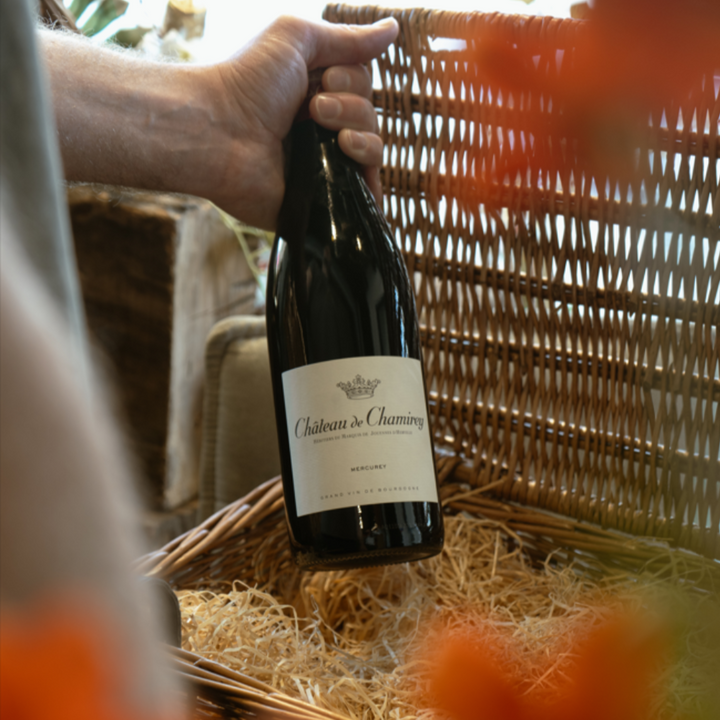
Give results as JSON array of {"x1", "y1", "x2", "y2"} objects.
[{"x1": 200, "y1": 16, "x2": 398, "y2": 229}]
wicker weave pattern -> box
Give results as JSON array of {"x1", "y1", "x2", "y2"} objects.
[
  {"x1": 324, "y1": 5, "x2": 720, "y2": 559},
  {"x1": 143, "y1": 474, "x2": 720, "y2": 717}
]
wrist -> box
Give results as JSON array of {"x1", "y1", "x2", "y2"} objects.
[
  {"x1": 153, "y1": 62, "x2": 279, "y2": 228},
  {"x1": 147, "y1": 63, "x2": 236, "y2": 199}
]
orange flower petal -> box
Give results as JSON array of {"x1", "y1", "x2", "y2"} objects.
[
  {"x1": 0, "y1": 598, "x2": 178, "y2": 720},
  {"x1": 428, "y1": 631, "x2": 525, "y2": 720}
]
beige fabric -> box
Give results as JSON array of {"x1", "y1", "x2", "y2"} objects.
[
  {"x1": 0, "y1": 0, "x2": 89, "y2": 382},
  {"x1": 199, "y1": 316, "x2": 281, "y2": 520}
]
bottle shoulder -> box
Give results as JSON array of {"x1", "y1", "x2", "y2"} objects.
[{"x1": 277, "y1": 118, "x2": 401, "y2": 262}]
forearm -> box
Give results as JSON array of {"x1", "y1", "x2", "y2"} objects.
[
  {"x1": 39, "y1": 17, "x2": 396, "y2": 229},
  {"x1": 40, "y1": 30, "x2": 231, "y2": 201}
]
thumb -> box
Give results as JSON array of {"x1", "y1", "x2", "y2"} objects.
[{"x1": 290, "y1": 16, "x2": 399, "y2": 70}]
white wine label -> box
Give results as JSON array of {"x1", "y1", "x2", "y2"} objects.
[{"x1": 282, "y1": 356, "x2": 439, "y2": 517}]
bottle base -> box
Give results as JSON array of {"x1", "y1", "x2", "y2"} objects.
[{"x1": 293, "y1": 543, "x2": 443, "y2": 572}]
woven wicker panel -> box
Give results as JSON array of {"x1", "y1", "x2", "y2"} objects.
[
  {"x1": 324, "y1": 5, "x2": 720, "y2": 559},
  {"x1": 141, "y1": 477, "x2": 720, "y2": 717}
]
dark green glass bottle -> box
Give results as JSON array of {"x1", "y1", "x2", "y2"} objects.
[{"x1": 266, "y1": 98, "x2": 443, "y2": 571}]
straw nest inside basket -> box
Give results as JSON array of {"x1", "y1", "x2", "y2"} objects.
[{"x1": 177, "y1": 495, "x2": 719, "y2": 720}]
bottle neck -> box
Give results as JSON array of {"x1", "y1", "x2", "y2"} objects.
[
  {"x1": 289, "y1": 68, "x2": 358, "y2": 178},
  {"x1": 286, "y1": 119, "x2": 360, "y2": 196},
  {"x1": 276, "y1": 115, "x2": 374, "y2": 248}
]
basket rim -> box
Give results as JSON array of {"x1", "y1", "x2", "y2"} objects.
[{"x1": 139, "y1": 469, "x2": 720, "y2": 591}]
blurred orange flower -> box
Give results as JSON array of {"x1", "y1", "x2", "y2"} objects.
[
  {"x1": 0, "y1": 599, "x2": 178, "y2": 720},
  {"x1": 469, "y1": 0, "x2": 720, "y2": 190},
  {"x1": 425, "y1": 609, "x2": 671, "y2": 720}
]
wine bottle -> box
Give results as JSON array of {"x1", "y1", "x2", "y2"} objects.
[{"x1": 265, "y1": 80, "x2": 444, "y2": 571}]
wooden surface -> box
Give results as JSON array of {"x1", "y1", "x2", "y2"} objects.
[{"x1": 68, "y1": 185, "x2": 259, "y2": 512}]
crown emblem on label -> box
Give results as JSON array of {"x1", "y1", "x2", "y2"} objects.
[{"x1": 337, "y1": 374, "x2": 380, "y2": 400}]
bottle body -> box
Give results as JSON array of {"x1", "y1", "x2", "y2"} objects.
[{"x1": 266, "y1": 120, "x2": 443, "y2": 571}]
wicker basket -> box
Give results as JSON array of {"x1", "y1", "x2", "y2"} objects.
[{"x1": 139, "y1": 5, "x2": 720, "y2": 717}]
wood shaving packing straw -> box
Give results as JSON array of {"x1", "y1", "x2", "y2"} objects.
[{"x1": 178, "y1": 510, "x2": 719, "y2": 719}]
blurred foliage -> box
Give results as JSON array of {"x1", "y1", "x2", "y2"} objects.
[
  {"x1": 68, "y1": 0, "x2": 129, "y2": 37},
  {"x1": 109, "y1": 25, "x2": 152, "y2": 48}
]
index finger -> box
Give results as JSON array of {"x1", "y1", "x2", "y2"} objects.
[{"x1": 323, "y1": 65, "x2": 373, "y2": 99}]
